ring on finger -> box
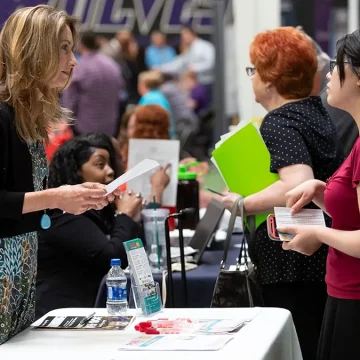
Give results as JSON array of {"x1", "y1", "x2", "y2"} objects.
[
  {"x1": 128, "y1": 190, "x2": 132, "y2": 196},
  {"x1": 136, "y1": 192, "x2": 142, "y2": 198}
]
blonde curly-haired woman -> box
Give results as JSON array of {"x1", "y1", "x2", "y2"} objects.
[{"x1": 0, "y1": 5, "x2": 118, "y2": 344}]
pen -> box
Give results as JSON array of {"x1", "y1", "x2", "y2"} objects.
[
  {"x1": 79, "y1": 311, "x2": 96, "y2": 327},
  {"x1": 205, "y1": 187, "x2": 226, "y2": 197}
]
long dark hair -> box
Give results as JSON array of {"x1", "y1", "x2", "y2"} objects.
[
  {"x1": 336, "y1": 29, "x2": 360, "y2": 85},
  {"x1": 49, "y1": 133, "x2": 115, "y2": 188}
]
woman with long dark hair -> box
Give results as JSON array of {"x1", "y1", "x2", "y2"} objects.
[{"x1": 36, "y1": 134, "x2": 143, "y2": 318}]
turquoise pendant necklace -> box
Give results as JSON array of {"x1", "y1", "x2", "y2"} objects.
[
  {"x1": 40, "y1": 212, "x2": 51, "y2": 229},
  {"x1": 40, "y1": 167, "x2": 51, "y2": 230}
]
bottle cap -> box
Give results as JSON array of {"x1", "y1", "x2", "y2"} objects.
[
  {"x1": 178, "y1": 164, "x2": 197, "y2": 180},
  {"x1": 110, "y1": 258, "x2": 121, "y2": 266},
  {"x1": 139, "y1": 321, "x2": 152, "y2": 330},
  {"x1": 145, "y1": 327, "x2": 160, "y2": 334}
]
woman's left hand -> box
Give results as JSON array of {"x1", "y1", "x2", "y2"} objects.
[
  {"x1": 279, "y1": 225, "x2": 323, "y2": 256},
  {"x1": 221, "y1": 192, "x2": 243, "y2": 215},
  {"x1": 151, "y1": 164, "x2": 171, "y2": 190},
  {"x1": 150, "y1": 164, "x2": 171, "y2": 203}
]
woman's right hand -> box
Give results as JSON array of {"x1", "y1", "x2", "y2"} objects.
[
  {"x1": 285, "y1": 179, "x2": 322, "y2": 214},
  {"x1": 115, "y1": 190, "x2": 143, "y2": 221},
  {"x1": 54, "y1": 183, "x2": 109, "y2": 215}
]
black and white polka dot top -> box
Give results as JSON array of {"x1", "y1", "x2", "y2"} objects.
[{"x1": 252, "y1": 96, "x2": 344, "y2": 284}]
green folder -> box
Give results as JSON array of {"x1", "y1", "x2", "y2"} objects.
[{"x1": 212, "y1": 122, "x2": 279, "y2": 229}]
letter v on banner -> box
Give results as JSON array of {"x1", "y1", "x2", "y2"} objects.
[{"x1": 134, "y1": 0, "x2": 165, "y2": 35}]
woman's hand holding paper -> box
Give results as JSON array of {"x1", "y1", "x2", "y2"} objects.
[
  {"x1": 280, "y1": 225, "x2": 323, "y2": 255},
  {"x1": 285, "y1": 179, "x2": 323, "y2": 214}
]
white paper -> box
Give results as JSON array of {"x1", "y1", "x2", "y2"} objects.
[
  {"x1": 274, "y1": 207, "x2": 326, "y2": 227},
  {"x1": 118, "y1": 334, "x2": 234, "y2": 351},
  {"x1": 170, "y1": 246, "x2": 198, "y2": 259},
  {"x1": 127, "y1": 139, "x2": 180, "y2": 206},
  {"x1": 210, "y1": 157, "x2": 229, "y2": 189},
  {"x1": 104, "y1": 158, "x2": 160, "y2": 195},
  {"x1": 196, "y1": 315, "x2": 259, "y2": 334},
  {"x1": 126, "y1": 245, "x2": 154, "y2": 286},
  {"x1": 274, "y1": 207, "x2": 326, "y2": 241}
]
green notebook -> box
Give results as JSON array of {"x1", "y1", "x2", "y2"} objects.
[{"x1": 212, "y1": 122, "x2": 279, "y2": 229}]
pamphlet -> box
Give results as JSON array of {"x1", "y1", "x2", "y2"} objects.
[
  {"x1": 124, "y1": 238, "x2": 162, "y2": 315},
  {"x1": 33, "y1": 315, "x2": 134, "y2": 330},
  {"x1": 123, "y1": 238, "x2": 154, "y2": 286},
  {"x1": 118, "y1": 334, "x2": 234, "y2": 351},
  {"x1": 274, "y1": 207, "x2": 326, "y2": 241},
  {"x1": 196, "y1": 319, "x2": 252, "y2": 334}
]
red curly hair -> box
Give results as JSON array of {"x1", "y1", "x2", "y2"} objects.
[
  {"x1": 249, "y1": 27, "x2": 317, "y2": 99},
  {"x1": 119, "y1": 104, "x2": 170, "y2": 166}
]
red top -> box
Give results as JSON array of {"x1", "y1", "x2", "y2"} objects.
[
  {"x1": 45, "y1": 126, "x2": 73, "y2": 162},
  {"x1": 324, "y1": 137, "x2": 360, "y2": 299}
]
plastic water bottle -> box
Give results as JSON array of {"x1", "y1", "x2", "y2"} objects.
[{"x1": 106, "y1": 259, "x2": 128, "y2": 315}]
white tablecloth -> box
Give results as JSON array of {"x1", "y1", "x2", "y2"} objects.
[{"x1": 0, "y1": 308, "x2": 302, "y2": 360}]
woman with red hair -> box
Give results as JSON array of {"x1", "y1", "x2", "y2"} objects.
[
  {"x1": 118, "y1": 104, "x2": 170, "y2": 205},
  {"x1": 222, "y1": 27, "x2": 343, "y2": 360},
  {"x1": 119, "y1": 104, "x2": 170, "y2": 166}
]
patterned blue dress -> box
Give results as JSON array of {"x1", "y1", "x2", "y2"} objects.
[{"x1": 0, "y1": 142, "x2": 47, "y2": 344}]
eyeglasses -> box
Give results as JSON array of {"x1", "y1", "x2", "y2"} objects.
[
  {"x1": 329, "y1": 60, "x2": 351, "y2": 74},
  {"x1": 246, "y1": 67, "x2": 256, "y2": 76}
]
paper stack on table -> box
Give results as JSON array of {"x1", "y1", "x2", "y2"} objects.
[
  {"x1": 31, "y1": 315, "x2": 135, "y2": 331},
  {"x1": 118, "y1": 334, "x2": 234, "y2": 351},
  {"x1": 118, "y1": 311, "x2": 261, "y2": 351},
  {"x1": 196, "y1": 317, "x2": 256, "y2": 335}
]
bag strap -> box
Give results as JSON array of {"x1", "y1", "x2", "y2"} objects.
[
  {"x1": 220, "y1": 196, "x2": 244, "y2": 269},
  {"x1": 236, "y1": 212, "x2": 256, "y2": 269},
  {"x1": 162, "y1": 270, "x2": 168, "y2": 308}
]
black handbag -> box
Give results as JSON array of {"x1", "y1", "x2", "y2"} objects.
[{"x1": 211, "y1": 196, "x2": 263, "y2": 307}]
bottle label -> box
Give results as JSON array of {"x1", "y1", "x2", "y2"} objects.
[{"x1": 107, "y1": 286, "x2": 127, "y2": 301}]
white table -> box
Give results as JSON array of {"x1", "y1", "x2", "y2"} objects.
[{"x1": 0, "y1": 308, "x2": 302, "y2": 360}]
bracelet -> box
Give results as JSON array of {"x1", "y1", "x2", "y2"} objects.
[{"x1": 114, "y1": 211, "x2": 124, "y2": 217}]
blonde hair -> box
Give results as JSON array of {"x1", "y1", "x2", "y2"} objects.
[
  {"x1": 0, "y1": 5, "x2": 79, "y2": 143},
  {"x1": 138, "y1": 71, "x2": 164, "y2": 90}
]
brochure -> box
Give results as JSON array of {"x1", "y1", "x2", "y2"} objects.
[
  {"x1": 118, "y1": 334, "x2": 234, "y2": 351},
  {"x1": 33, "y1": 315, "x2": 135, "y2": 330}
]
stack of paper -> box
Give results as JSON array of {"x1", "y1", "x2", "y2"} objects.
[
  {"x1": 32, "y1": 315, "x2": 135, "y2": 331},
  {"x1": 196, "y1": 309, "x2": 260, "y2": 335},
  {"x1": 118, "y1": 334, "x2": 234, "y2": 351},
  {"x1": 196, "y1": 319, "x2": 251, "y2": 335},
  {"x1": 274, "y1": 207, "x2": 326, "y2": 241},
  {"x1": 123, "y1": 238, "x2": 162, "y2": 316},
  {"x1": 211, "y1": 122, "x2": 279, "y2": 228}
]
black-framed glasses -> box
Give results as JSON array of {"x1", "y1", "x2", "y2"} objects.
[
  {"x1": 246, "y1": 67, "x2": 256, "y2": 76},
  {"x1": 330, "y1": 59, "x2": 351, "y2": 74}
]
